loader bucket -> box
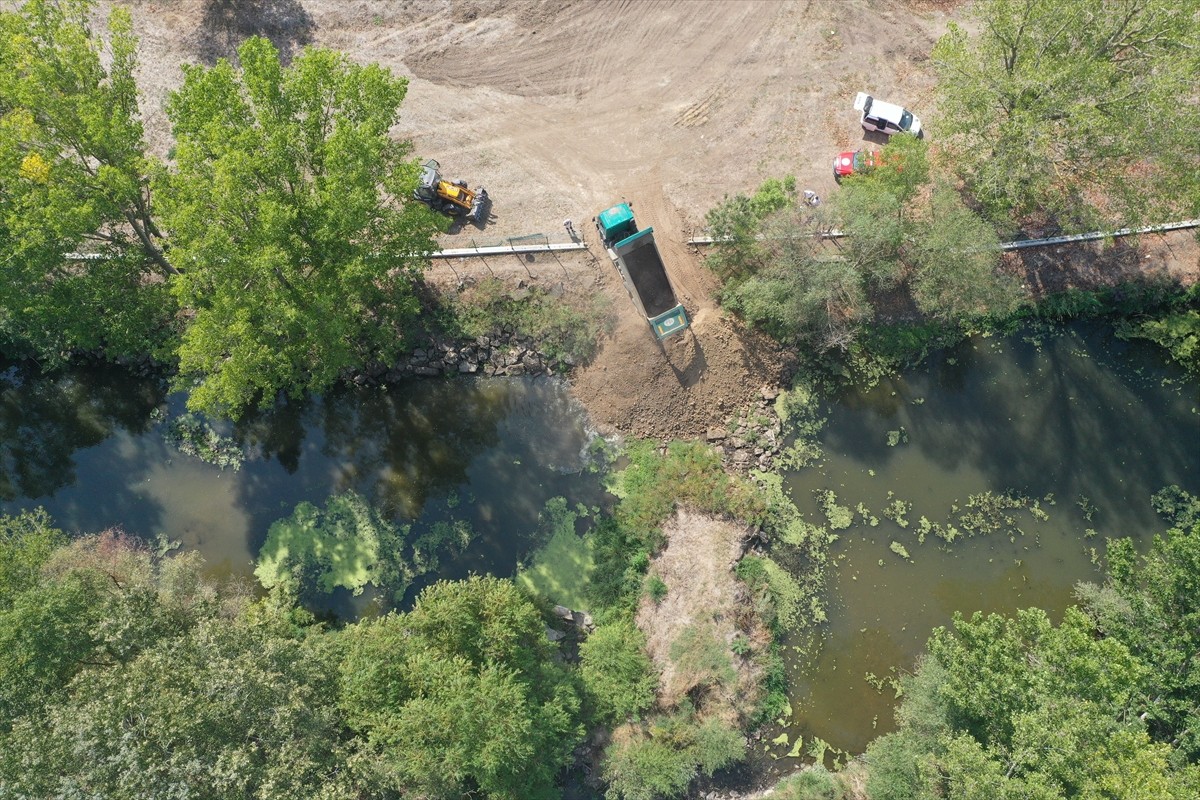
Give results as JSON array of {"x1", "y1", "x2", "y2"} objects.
[{"x1": 468, "y1": 188, "x2": 490, "y2": 224}]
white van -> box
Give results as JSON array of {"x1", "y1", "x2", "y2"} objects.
[{"x1": 854, "y1": 92, "x2": 922, "y2": 137}]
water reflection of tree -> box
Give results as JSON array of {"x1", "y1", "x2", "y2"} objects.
[
  {"x1": 822, "y1": 326, "x2": 1199, "y2": 533},
  {"x1": 0, "y1": 363, "x2": 166, "y2": 501},
  {"x1": 317, "y1": 381, "x2": 514, "y2": 519},
  {"x1": 234, "y1": 380, "x2": 514, "y2": 525}
]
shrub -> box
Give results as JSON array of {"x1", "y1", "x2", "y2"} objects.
[
  {"x1": 775, "y1": 767, "x2": 842, "y2": 800},
  {"x1": 580, "y1": 620, "x2": 658, "y2": 724},
  {"x1": 645, "y1": 574, "x2": 668, "y2": 604},
  {"x1": 603, "y1": 712, "x2": 744, "y2": 800}
]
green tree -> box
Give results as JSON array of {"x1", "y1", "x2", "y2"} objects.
[
  {"x1": 866, "y1": 602, "x2": 1199, "y2": 798},
  {"x1": 0, "y1": 0, "x2": 176, "y2": 363},
  {"x1": 1, "y1": 608, "x2": 359, "y2": 800},
  {"x1": 159, "y1": 36, "x2": 442, "y2": 416},
  {"x1": 724, "y1": 208, "x2": 872, "y2": 350},
  {"x1": 704, "y1": 176, "x2": 797, "y2": 283},
  {"x1": 340, "y1": 576, "x2": 583, "y2": 799},
  {"x1": 0, "y1": 529, "x2": 220, "y2": 733},
  {"x1": 932, "y1": 0, "x2": 1200, "y2": 226},
  {"x1": 0, "y1": 508, "x2": 64, "y2": 607},
  {"x1": 909, "y1": 184, "x2": 1025, "y2": 322},
  {"x1": 1081, "y1": 523, "x2": 1200, "y2": 761},
  {"x1": 580, "y1": 619, "x2": 659, "y2": 723}
]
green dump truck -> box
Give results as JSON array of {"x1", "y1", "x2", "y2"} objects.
[{"x1": 594, "y1": 203, "x2": 690, "y2": 340}]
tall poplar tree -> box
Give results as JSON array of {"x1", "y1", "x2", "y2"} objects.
[
  {"x1": 159, "y1": 36, "x2": 442, "y2": 416},
  {"x1": 932, "y1": 0, "x2": 1200, "y2": 228},
  {"x1": 0, "y1": 0, "x2": 174, "y2": 363}
]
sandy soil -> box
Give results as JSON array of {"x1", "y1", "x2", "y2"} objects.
[{"x1": 102, "y1": 0, "x2": 1197, "y2": 441}]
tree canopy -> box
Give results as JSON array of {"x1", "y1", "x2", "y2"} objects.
[
  {"x1": 866, "y1": 522, "x2": 1200, "y2": 799},
  {"x1": 932, "y1": 0, "x2": 1200, "y2": 227},
  {"x1": 160, "y1": 36, "x2": 442, "y2": 414},
  {"x1": 1, "y1": 2, "x2": 442, "y2": 417},
  {"x1": 340, "y1": 575, "x2": 583, "y2": 799},
  {"x1": 707, "y1": 136, "x2": 1023, "y2": 350},
  {"x1": 0, "y1": 0, "x2": 175, "y2": 363}
]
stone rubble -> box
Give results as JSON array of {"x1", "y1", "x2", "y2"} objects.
[
  {"x1": 346, "y1": 331, "x2": 564, "y2": 386},
  {"x1": 715, "y1": 384, "x2": 784, "y2": 473}
]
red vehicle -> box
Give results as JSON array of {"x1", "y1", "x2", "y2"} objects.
[{"x1": 832, "y1": 148, "x2": 883, "y2": 182}]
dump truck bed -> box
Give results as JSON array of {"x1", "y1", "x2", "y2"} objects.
[{"x1": 614, "y1": 229, "x2": 676, "y2": 318}]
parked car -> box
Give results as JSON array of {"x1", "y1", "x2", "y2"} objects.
[
  {"x1": 854, "y1": 92, "x2": 921, "y2": 137},
  {"x1": 832, "y1": 148, "x2": 884, "y2": 181}
]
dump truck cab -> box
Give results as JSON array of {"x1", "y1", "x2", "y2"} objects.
[{"x1": 596, "y1": 202, "x2": 637, "y2": 246}]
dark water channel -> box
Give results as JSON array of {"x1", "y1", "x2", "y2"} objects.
[
  {"x1": 3, "y1": 321, "x2": 1198, "y2": 770},
  {"x1": 771, "y1": 322, "x2": 1199, "y2": 761},
  {"x1": 0, "y1": 365, "x2": 608, "y2": 613}
]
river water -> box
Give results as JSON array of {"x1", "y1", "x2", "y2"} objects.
[
  {"x1": 0, "y1": 367, "x2": 608, "y2": 613},
  {"x1": 3, "y1": 322, "x2": 1197, "y2": 760},
  {"x1": 772, "y1": 322, "x2": 1199, "y2": 759}
]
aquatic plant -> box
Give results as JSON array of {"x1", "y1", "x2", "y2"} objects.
[
  {"x1": 410, "y1": 519, "x2": 474, "y2": 574},
  {"x1": 163, "y1": 413, "x2": 243, "y2": 470},
  {"x1": 883, "y1": 495, "x2": 911, "y2": 528},
  {"x1": 254, "y1": 490, "x2": 409, "y2": 599},
  {"x1": 956, "y1": 490, "x2": 1028, "y2": 537},
  {"x1": 775, "y1": 377, "x2": 828, "y2": 470},
  {"x1": 856, "y1": 503, "x2": 880, "y2": 526},
  {"x1": 517, "y1": 498, "x2": 595, "y2": 610},
  {"x1": 1075, "y1": 494, "x2": 1097, "y2": 522},
  {"x1": 817, "y1": 489, "x2": 854, "y2": 530}
]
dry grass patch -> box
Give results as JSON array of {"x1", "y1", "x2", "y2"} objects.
[{"x1": 635, "y1": 509, "x2": 768, "y2": 720}]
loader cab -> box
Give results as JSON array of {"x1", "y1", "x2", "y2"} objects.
[
  {"x1": 596, "y1": 202, "x2": 637, "y2": 246},
  {"x1": 414, "y1": 159, "x2": 442, "y2": 204}
]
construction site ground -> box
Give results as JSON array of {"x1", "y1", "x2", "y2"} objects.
[{"x1": 115, "y1": 0, "x2": 1198, "y2": 441}]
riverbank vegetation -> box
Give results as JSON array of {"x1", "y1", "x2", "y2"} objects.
[
  {"x1": 703, "y1": 0, "x2": 1200, "y2": 380},
  {"x1": 0, "y1": 434, "x2": 803, "y2": 800},
  {"x1": 7, "y1": 491, "x2": 1196, "y2": 797},
  {"x1": 3, "y1": 0, "x2": 607, "y2": 419},
  {"x1": 866, "y1": 519, "x2": 1200, "y2": 799}
]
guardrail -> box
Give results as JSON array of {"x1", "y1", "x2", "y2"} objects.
[
  {"x1": 687, "y1": 218, "x2": 1200, "y2": 250},
  {"x1": 65, "y1": 234, "x2": 588, "y2": 262},
  {"x1": 432, "y1": 242, "x2": 587, "y2": 258},
  {"x1": 62, "y1": 218, "x2": 1200, "y2": 262}
]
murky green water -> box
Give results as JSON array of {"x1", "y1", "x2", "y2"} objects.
[
  {"x1": 4, "y1": 322, "x2": 1197, "y2": 762},
  {"x1": 773, "y1": 323, "x2": 1199, "y2": 757},
  {"x1": 0, "y1": 364, "x2": 608, "y2": 611}
]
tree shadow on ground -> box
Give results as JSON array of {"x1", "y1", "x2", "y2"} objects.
[{"x1": 195, "y1": 0, "x2": 315, "y2": 65}]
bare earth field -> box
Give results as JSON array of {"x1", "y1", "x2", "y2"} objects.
[{"x1": 107, "y1": 0, "x2": 1197, "y2": 440}]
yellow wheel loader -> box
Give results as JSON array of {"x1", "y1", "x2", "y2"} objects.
[{"x1": 413, "y1": 159, "x2": 490, "y2": 224}]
